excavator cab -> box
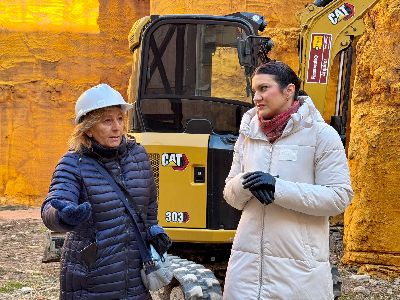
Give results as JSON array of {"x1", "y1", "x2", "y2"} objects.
[
  {"x1": 125, "y1": 14, "x2": 272, "y2": 294},
  {"x1": 127, "y1": 13, "x2": 271, "y2": 244}
]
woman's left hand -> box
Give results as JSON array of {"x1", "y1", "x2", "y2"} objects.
[{"x1": 242, "y1": 171, "x2": 277, "y2": 205}]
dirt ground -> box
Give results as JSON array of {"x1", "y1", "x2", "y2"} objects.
[{"x1": 0, "y1": 206, "x2": 399, "y2": 300}]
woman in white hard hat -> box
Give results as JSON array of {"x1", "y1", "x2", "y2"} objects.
[{"x1": 41, "y1": 84, "x2": 168, "y2": 299}]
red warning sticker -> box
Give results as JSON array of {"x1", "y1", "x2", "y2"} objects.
[{"x1": 307, "y1": 33, "x2": 332, "y2": 84}]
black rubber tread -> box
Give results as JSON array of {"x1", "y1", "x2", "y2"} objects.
[{"x1": 168, "y1": 255, "x2": 222, "y2": 300}]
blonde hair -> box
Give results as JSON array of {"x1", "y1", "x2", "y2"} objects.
[{"x1": 68, "y1": 106, "x2": 127, "y2": 152}]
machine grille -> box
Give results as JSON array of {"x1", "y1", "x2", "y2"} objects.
[{"x1": 148, "y1": 153, "x2": 160, "y2": 197}]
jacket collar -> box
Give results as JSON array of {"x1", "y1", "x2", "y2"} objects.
[
  {"x1": 239, "y1": 96, "x2": 324, "y2": 141},
  {"x1": 83, "y1": 136, "x2": 128, "y2": 160}
]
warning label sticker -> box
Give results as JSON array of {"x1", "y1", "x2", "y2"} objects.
[{"x1": 307, "y1": 33, "x2": 332, "y2": 84}]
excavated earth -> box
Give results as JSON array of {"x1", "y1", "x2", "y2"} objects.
[{"x1": 0, "y1": 206, "x2": 399, "y2": 300}]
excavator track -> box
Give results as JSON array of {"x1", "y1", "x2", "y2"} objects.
[
  {"x1": 168, "y1": 255, "x2": 222, "y2": 300},
  {"x1": 42, "y1": 233, "x2": 223, "y2": 299}
]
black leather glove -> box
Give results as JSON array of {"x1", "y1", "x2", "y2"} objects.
[
  {"x1": 249, "y1": 189, "x2": 274, "y2": 205},
  {"x1": 242, "y1": 171, "x2": 277, "y2": 205},
  {"x1": 148, "y1": 225, "x2": 172, "y2": 256},
  {"x1": 51, "y1": 199, "x2": 92, "y2": 226}
]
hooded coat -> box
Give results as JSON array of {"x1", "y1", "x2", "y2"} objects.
[
  {"x1": 42, "y1": 139, "x2": 157, "y2": 300},
  {"x1": 223, "y1": 96, "x2": 353, "y2": 300}
]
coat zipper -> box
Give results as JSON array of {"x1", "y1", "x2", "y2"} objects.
[
  {"x1": 251, "y1": 114, "x2": 305, "y2": 298},
  {"x1": 257, "y1": 144, "x2": 273, "y2": 299},
  {"x1": 124, "y1": 223, "x2": 129, "y2": 299},
  {"x1": 257, "y1": 204, "x2": 266, "y2": 299},
  {"x1": 116, "y1": 158, "x2": 129, "y2": 299}
]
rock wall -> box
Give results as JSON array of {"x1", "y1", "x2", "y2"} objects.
[
  {"x1": 343, "y1": 0, "x2": 400, "y2": 274},
  {"x1": 0, "y1": 0, "x2": 149, "y2": 205}
]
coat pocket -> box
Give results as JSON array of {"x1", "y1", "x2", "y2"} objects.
[
  {"x1": 79, "y1": 242, "x2": 98, "y2": 267},
  {"x1": 298, "y1": 215, "x2": 322, "y2": 269},
  {"x1": 303, "y1": 215, "x2": 330, "y2": 263}
]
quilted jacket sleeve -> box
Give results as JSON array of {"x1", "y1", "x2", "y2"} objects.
[
  {"x1": 41, "y1": 152, "x2": 82, "y2": 232},
  {"x1": 274, "y1": 124, "x2": 353, "y2": 216},
  {"x1": 223, "y1": 134, "x2": 254, "y2": 211}
]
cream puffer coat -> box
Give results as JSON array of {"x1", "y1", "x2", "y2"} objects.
[{"x1": 223, "y1": 96, "x2": 353, "y2": 300}]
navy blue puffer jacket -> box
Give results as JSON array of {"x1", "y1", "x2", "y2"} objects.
[{"x1": 42, "y1": 138, "x2": 157, "y2": 300}]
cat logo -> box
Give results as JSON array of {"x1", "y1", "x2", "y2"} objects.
[
  {"x1": 161, "y1": 153, "x2": 189, "y2": 171},
  {"x1": 328, "y1": 3, "x2": 355, "y2": 25}
]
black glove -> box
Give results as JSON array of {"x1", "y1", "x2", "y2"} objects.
[
  {"x1": 148, "y1": 225, "x2": 172, "y2": 257},
  {"x1": 242, "y1": 171, "x2": 277, "y2": 205},
  {"x1": 51, "y1": 199, "x2": 92, "y2": 226},
  {"x1": 249, "y1": 189, "x2": 274, "y2": 205}
]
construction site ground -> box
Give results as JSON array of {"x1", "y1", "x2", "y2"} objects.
[{"x1": 0, "y1": 206, "x2": 399, "y2": 300}]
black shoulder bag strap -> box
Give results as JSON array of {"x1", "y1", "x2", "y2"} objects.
[{"x1": 85, "y1": 156, "x2": 152, "y2": 265}]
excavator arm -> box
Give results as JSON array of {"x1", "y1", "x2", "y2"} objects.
[{"x1": 297, "y1": 0, "x2": 379, "y2": 135}]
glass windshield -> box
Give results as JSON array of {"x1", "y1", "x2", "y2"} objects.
[{"x1": 144, "y1": 22, "x2": 251, "y2": 103}]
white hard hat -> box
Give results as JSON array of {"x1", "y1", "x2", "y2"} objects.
[{"x1": 75, "y1": 83, "x2": 133, "y2": 124}]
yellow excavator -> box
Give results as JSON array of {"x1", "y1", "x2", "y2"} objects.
[{"x1": 43, "y1": 0, "x2": 379, "y2": 298}]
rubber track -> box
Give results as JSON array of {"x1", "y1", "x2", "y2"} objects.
[{"x1": 168, "y1": 255, "x2": 222, "y2": 300}]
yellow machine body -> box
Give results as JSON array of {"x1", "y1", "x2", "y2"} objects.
[{"x1": 128, "y1": 132, "x2": 236, "y2": 243}]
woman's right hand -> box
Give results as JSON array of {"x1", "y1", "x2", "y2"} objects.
[{"x1": 51, "y1": 199, "x2": 92, "y2": 226}]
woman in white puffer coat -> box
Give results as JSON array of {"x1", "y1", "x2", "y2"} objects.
[{"x1": 223, "y1": 61, "x2": 353, "y2": 300}]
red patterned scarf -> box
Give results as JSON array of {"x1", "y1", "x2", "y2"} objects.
[{"x1": 258, "y1": 100, "x2": 301, "y2": 143}]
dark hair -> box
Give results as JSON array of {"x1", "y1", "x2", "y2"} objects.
[{"x1": 253, "y1": 61, "x2": 301, "y2": 99}]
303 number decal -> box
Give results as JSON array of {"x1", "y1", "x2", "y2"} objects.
[{"x1": 165, "y1": 211, "x2": 190, "y2": 223}]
